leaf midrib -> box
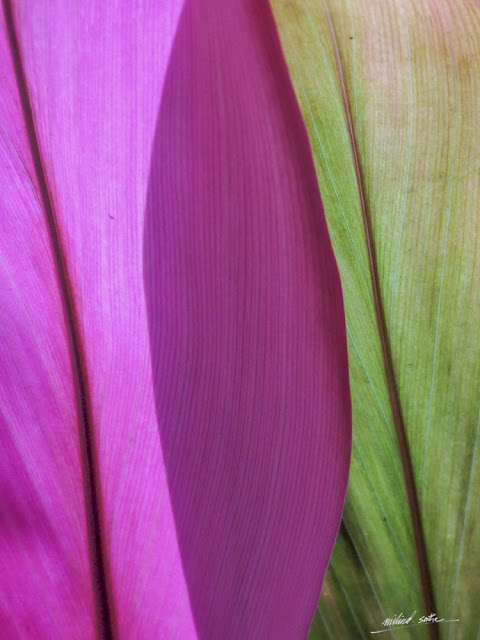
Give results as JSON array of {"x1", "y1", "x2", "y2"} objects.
[
  {"x1": 2, "y1": 2, "x2": 115, "y2": 638},
  {"x1": 321, "y1": 2, "x2": 438, "y2": 638}
]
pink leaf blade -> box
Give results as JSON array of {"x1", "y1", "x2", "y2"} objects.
[
  {"x1": 1, "y1": 0, "x2": 351, "y2": 638},
  {"x1": 1, "y1": 1, "x2": 194, "y2": 637}
]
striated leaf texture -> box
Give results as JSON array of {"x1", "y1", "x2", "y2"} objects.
[
  {"x1": 0, "y1": 1, "x2": 350, "y2": 638},
  {"x1": 270, "y1": 0, "x2": 480, "y2": 638}
]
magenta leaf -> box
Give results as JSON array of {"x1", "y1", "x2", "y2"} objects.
[{"x1": 0, "y1": 1, "x2": 351, "y2": 638}]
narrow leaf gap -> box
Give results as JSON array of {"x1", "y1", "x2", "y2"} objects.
[
  {"x1": 2, "y1": 3, "x2": 115, "y2": 638},
  {"x1": 321, "y1": 2, "x2": 438, "y2": 637}
]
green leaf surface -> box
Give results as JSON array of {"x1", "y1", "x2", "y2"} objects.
[{"x1": 270, "y1": 0, "x2": 480, "y2": 638}]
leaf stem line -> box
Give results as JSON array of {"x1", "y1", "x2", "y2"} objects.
[
  {"x1": 321, "y1": 2, "x2": 438, "y2": 637},
  {"x1": 2, "y1": 3, "x2": 115, "y2": 638}
]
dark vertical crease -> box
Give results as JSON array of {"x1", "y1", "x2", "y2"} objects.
[
  {"x1": 322, "y1": 3, "x2": 438, "y2": 637},
  {"x1": 2, "y1": 2, "x2": 115, "y2": 638}
]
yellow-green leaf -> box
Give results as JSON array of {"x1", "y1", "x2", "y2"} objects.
[{"x1": 270, "y1": 0, "x2": 480, "y2": 638}]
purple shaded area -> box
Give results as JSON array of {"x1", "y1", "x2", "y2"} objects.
[{"x1": 144, "y1": 1, "x2": 351, "y2": 637}]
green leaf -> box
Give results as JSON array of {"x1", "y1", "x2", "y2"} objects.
[{"x1": 270, "y1": 0, "x2": 480, "y2": 638}]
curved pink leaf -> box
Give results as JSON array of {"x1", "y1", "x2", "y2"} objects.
[{"x1": 0, "y1": 1, "x2": 351, "y2": 638}]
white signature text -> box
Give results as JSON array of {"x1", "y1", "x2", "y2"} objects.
[{"x1": 371, "y1": 612, "x2": 459, "y2": 634}]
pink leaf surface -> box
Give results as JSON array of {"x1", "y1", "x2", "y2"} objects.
[{"x1": 0, "y1": 1, "x2": 351, "y2": 638}]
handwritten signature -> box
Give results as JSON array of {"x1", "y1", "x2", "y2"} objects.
[{"x1": 371, "y1": 612, "x2": 460, "y2": 634}]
